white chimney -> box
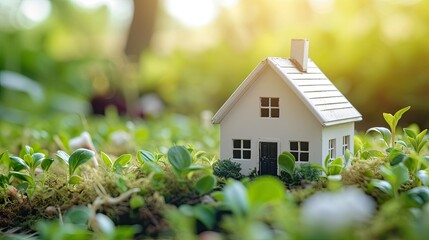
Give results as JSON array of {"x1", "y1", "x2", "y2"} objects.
[{"x1": 290, "y1": 39, "x2": 309, "y2": 72}]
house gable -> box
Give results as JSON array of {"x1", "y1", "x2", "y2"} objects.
[{"x1": 212, "y1": 58, "x2": 362, "y2": 127}]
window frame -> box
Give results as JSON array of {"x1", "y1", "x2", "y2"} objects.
[
  {"x1": 342, "y1": 135, "x2": 350, "y2": 155},
  {"x1": 328, "y1": 138, "x2": 336, "y2": 159},
  {"x1": 289, "y1": 141, "x2": 309, "y2": 162},
  {"x1": 260, "y1": 97, "x2": 280, "y2": 118},
  {"x1": 232, "y1": 139, "x2": 251, "y2": 160}
]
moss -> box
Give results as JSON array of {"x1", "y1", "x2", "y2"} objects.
[{"x1": 342, "y1": 158, "x2": 387, "y2": 187}]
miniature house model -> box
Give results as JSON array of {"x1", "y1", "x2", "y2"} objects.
[{"x1": 212, "y1": 39, "x2": 362, "y2": 175}]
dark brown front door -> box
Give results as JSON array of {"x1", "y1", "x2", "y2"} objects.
[{"x1": 259, "y1": 142, "x2": 278, "y2": 175}]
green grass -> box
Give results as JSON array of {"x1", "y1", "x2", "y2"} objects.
[{"x1": 1, "y1": 108, "x2": 429, "y2": 240}]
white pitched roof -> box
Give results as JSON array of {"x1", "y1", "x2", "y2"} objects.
[{"x1": 212, "y1": 57, "x2": 362, "y2": 126}]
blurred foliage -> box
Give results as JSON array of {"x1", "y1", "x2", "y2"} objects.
[{"x1": 1, "y1": 0, "x2": 429, "y2": 129}]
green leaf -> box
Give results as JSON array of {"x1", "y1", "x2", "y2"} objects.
[
  {"x1": 168, "y1": 145, "x2": 192, "y2": 174},
  {"x1": 0, "y1": 174, "x2": 9, "y2": 188},
  {"x1": 41, "y1": 158, "x2": 54, "y2": 171},
  {"x1": 69, "y1": 175, "x2": 84, "y2": 184},
  {"x1": 195, "y1": 174, "x2": 217, "y2": 195},
  {"x1": 323, "y1": 153, "x2": 330, "y2": 169},
  {"x1": 421, "y1": 156, "x2": 429, "y2": 168},
  {"x1": 114, "y1": 154, "x2": 132, "y2": 169},
  {"x1": 369, "y1": 179, "x2": 394, "y2": 197},
  {"x1": 383, "y1": 113, "x2": 395, "y2": 131},
  {"x1": 0, "y1": 152, "x2": 10, "y2": 169},
  {"x1": 68, "y1": 149, "x2": 94, "y2": 176},
  {"x1": 137, "y1": 150, "x2": 155, "y2": 164},
  {"x1": 9, "y1": 156, "x2": 29, "y2": 171},
  {"x1": 10, "y1": 171, "x2": 34, "y2": 185},
  {"x1": 116, "y1": 177, "x2": 128, "y2": 192},
  {"x1": 404, "y1": 186, "x2": 429, "y2": 208},
  {"x1": 138, "y1": 150, "x2": 163, "y2": 174},
  {"x1": 56, "y1": 150, "x2": 70, "y2": 165},
  {"x1": 64, "y1": 206, "x2": 90, "y2": 226},
  {"x1": 393, "y1": 106, "x2": 411, "y2": 123},
  {"x1": 23, "y1": 154, "x2": 33, "y2": 168},
  {"x1": 223, "y1": 180, "x2": 248, "y2": 216},
  {"x1": 403, "y1": 128, "x2": 417, "y2": 138},
  {"x1": 366, "y1": 127, "x2": 391, "y2": 147},
  {"x1": 31, "y1": 152, "x2": 45, "y2": 169},
  {"x1": 187, "y1": 165, "x2": 206, "y2": 171},
  {"x1": 417, "y1": 170, "x2": 429, "y2": 186},
  {"x1": 100, "y1": 152, "x2": 113, "y2": 168},
  {"x1": 247, "y1": 176, "x2": 285, "y2": 206},
  {"x1": 20, "y1": 145, "x2": 34, "y2": 159},
  {"x1": 130, "y1": 195, "x2": 145, "y2": 209},
  {"x1": 193, "y1": 204, "x2": 216, "y2": 229},
  {"x1": 416, "y1": 129, "x2": 427, "y2": 143},
  {"x1": 179, "y1": 205, "x2": 194, "y2": 216},
  {"x1": 389, "y1": 149, "x2": 407, "y2": 165},
  {"x1": 278, "y1": 151, "x2": 295, "y2": 177},
  {"x1": 392, "y1": 163, "x2": 409, "y2": 186},
  {"x1": 403, "y1": 155, "x2": 419, "y2": 173},
  {"x1": 328, "y1": 157, "x2": 343, "y2": 175}
]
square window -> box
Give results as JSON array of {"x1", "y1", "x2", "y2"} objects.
[
  {"x1": 301, "y1": 142, "x2": 309, "y2": 151},
  {"x1": 261, "y1": 108, "x2": 269, "y2": 117},
  {"x1": 271, "y1": 108, "x2": 279, "y2": 118},
  {"x1": 233, "y1": 140, "x2": 241, "y2": 148},
  {"x1": 290, "y1": 141, "x2": 309, "y2": 162},
  {"x1": 260, "y1": 97, "x2": 279, "y2": 118},
  {"x1": 261, "y1": 97, "x2": 269, "y2": 107},
  {"x1": 271, "y1": 98, "x2": 279, "y2": 107},
  {"x1": 291, "y1": 151, "x2": 299, "y2": 161},
  {"x1": 243, "y1": 140, "x2": 251, "y2": 149},
  {"x1": 290, "y1": 142, "x2": 298, "y2": 150},
  {"x1": 233, "y1": 150, "x2": 241, "y2": 159},
  {"x1": 300, "y1": 153, "x2": 309, "y2": 162},
  {"x1": 232, "y1": 139, "x2": 251, "y2": 160},
  {"x1": 243, "y1": 150, "x2": 251, "y2": 159}
]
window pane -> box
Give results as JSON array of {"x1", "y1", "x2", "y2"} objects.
[
  {"x1": 233, "y1": 150, "x2": 241, "y2": 159},
  {"x1": 271, "y1": 108, "x2": 279, "y2": 118},
  {"x1": 261, "y1": 108, "x2": 269, "y2": 117},
  {"x1": 243, "y1": 150, "x2": 251, "y2": 159},
  {"x1": 300, "y1": 153, "x2": 309, "y2": 162},
  {"x1": 271, "y1": 98, "x2": 279, "y2": 107},
  {"x1": 291, "y1": 151, "x2": 299, "y2": 161},
  {"x1": 261, "y1": 97, "x2": 269, "y2": 107},
  {"x1": 243, "y1": 140, "x2": 251, "y2": 149},
  {"x1": 301, "y1": 142, "x2": 309, "y2": 151},
  {"x1": 233, "y1": 140, "x2": 241, "y2": 148},
  {"x1": 290, "y1": 142, "x2": 298, "y2": 150}
]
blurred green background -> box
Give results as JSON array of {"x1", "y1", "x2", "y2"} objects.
[{"x1": 1, "y1": 0, "x2": 429, "y2": 130}]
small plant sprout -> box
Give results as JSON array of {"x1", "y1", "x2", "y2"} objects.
[
  {"x1": 69, "y1": 131, "x2": 98, "y2": 168},
  {"x1": 5, "y1": 146, "x2": 54, "y2": 197},
  {"x1": 56, "y1": 148, "x2": 95, "y2": 184},
  {"x1": 367, "y1": 106, "x2": 411, "y2": 148},
  {"x1": 311, "y1": 154, "x2": 345, "y2": 177},
  {"x1": 369, "y1": 163, "x2": 409, "y2": 199},
  {"x1": 100, "y1": 152, "x2": 132, "y2": 173},
  {"x1": 397, "y1": 128, "x2": 428, "y2": 155},
  {"x1": 137, "y1": 149, "x2": 163, "y2": 174},
  {"x1": 167, "y1": 145, "x2": 206, "y2": 179}
]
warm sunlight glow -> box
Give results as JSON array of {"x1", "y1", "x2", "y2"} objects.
[
  {"x1": 20, "y1": 0, "x2": 51, "y2": 24},
  {"x1": 163, "y1": 0, "x2": 238, "y2": 28}
]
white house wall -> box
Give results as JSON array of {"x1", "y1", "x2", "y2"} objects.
[
  {"x1": 321, "y1": 122, "x2": 355, "y2": 163},
  {"x1": 219, "y1": 65, "x2": 322, "y2": 175}
]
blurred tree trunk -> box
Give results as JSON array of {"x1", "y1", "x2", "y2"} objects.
[{"x1": 124, "y1": 0, "x2": 158, "y2": 61}]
